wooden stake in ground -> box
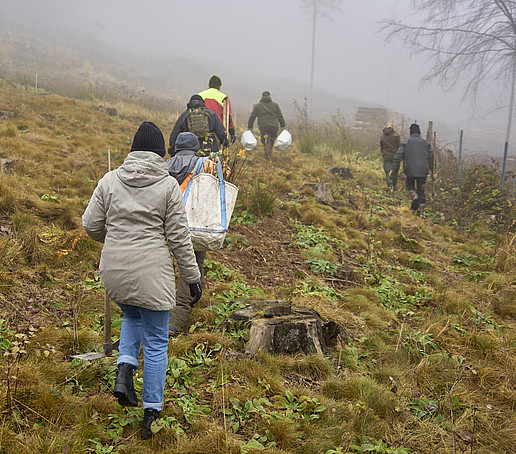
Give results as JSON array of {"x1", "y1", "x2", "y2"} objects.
[
  {"x1": 103, "y1": 149, "x2": 113, "y2": 356},
  {"x1": 222, "y1": 99, "x2": 230, "y2": 141},
  {"x1": 432, "y1": 131, "x2": 437, "y2": 197},
  {"x1": 73, "y1": 149, "x2": 119, "y2": 360}
]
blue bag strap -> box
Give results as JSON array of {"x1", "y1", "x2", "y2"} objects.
[
  {"x1": 217, "y1": 159, "x2": 227, "y2": 230},
  {"x1": 183, "y1": 157, "x2": 208, "y2": 205}
]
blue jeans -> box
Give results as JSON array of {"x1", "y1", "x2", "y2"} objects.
[{"x1": 116, "y1": 303, "x2": 170, "y2": 411}]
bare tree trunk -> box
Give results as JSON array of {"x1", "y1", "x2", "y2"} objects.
[
  {"x1": 309, "y1": 0, "x2": 317, "y2": 103},
  {"x1": 501, "y1": 54, "x2": 516, "y2": 191}
]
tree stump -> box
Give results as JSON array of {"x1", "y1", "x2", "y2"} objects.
[
  {"x1": 302, "y1": 183, "x2": 337, "y2": 208},
  {"x1": 223, "y1": 300, "x2": 340, "y2": 355},
  {"x1": 315, "y1": 183, "x2": 336, "y2": 206}
]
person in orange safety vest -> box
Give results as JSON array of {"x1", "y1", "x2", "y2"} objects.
[{"x1": 198, "y1": 75, "x2": 236, "y2": 144}]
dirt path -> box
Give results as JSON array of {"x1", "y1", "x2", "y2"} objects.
[{"x1": 210, "y1": 210, "x2": 304, "y2": 289}]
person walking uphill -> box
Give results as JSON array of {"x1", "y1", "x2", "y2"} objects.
[
  {"x1": 82, "y1": 122, "x2": 202, "y2": 440},
  {"x1": 247, "y1": 91, "x2": 286, "y2": 161},
  {"x1": 389, "y1": 123, "x2": 436, "y2": 218},
  {"x1": 198, "y1": 75, "x2": 236, "y2": 144},
  {"x1": 380, "y1": 123, "x2": 401, "y2": 191},
  {"x1": 169, "y1": 94, "x2": 228, "y2": 157},
  {"x1": 166, "y1": 132, "x2": 213, "y2": 335}
]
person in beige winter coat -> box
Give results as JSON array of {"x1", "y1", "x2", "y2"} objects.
[{"x1": 82, "y1": 121, "x2": 202, "y2": 439}]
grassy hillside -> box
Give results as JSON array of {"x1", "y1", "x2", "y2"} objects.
[{"x1": 0, "y1": 79, "x2": 514, "y2": 454}]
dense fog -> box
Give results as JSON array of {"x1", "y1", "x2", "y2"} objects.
[{"x1": 1, "y1": 0, "x2": 514, "y2": 154}]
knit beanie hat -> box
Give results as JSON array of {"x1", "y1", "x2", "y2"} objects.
[
  {"x1": 175, "y1": 132, "x2": 200, "y2": 152},
  {"x1": 187, "y1": 94, "x2": 205, "y2": 109},
  {"x1": 130, "y1": 121, "x2": 166, "y2": 157},
  {"x1": 409, "y1": 123, "x2": 421, "y2": 135},
  {"x1": 209, "y1": 75, "x2": 222, "y2": 88}
]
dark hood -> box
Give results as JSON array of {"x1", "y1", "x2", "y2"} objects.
[
  {"x1": 175, "y1": 132, "x2": 200, "y2": 152},
  {"x1": 260, "y1": 93, "x2": 272, "y2": 103},
  {"x1": 187, "y1": 94, "x2": 205, "y2": 109}
]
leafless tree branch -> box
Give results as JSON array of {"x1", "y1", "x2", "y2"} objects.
[{"x1": 381, "y1": 0, "x2": 516, "y2": 101}]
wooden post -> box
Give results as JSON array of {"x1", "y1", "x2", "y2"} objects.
[
  {"x1": 433, "y1": 131, "x2": 437, "y2": 174},
  {"x1": 432, "y1": 131, "x2": 437, "y2": 197},
  {"x1": 426, "y1": 121, "x2": 433, "y2": 142},
  {"x1": 223, "y1": 99, "x2": 230, "y2": 138},
  {"x1": 458, "y1": 129, "x2": 464, "y2": 179}
]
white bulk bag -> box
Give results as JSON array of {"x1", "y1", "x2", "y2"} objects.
[
  {"x1": 240, "y1": 130, "x2": 258, "y2": 151},
  {"x1": 274, "y1": 129, "x2": 292, "y2": 151},
  {"x1": 183, "y1": 158, "x2": 238, "y2": 251}
]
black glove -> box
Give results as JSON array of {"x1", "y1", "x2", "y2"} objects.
[
  {"x1": 189, "y1": 282, "x2": 202, "y2": 307},
  {"x1": 229, "y1": 129, "x2": 236, "y2": 144},
  {"x1": 221, "y1": 138, "x2": 230, "y2": 148}
]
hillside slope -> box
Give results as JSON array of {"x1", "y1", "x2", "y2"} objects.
[{"x1": 0, "y1": 80, "x2": 514, "y2": 454}]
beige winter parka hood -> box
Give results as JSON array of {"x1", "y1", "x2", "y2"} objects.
[{"x1": 82, "y1": 151, "x2": 200, "y2": 311}]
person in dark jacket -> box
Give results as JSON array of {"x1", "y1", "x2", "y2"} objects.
[
  {"x1": 165, "y1": 132, "x2": 209, "y2": 336},
  {"x1": 247, "y1": 91, "x2": 286, "y2": 161},
  {"x1": 380, "y1": 123, "x2": 401, "y2": 191},
  {"x1": 82, "y1": 122, "x2": 202, "y2": 439},
  {"x1": 390, "y1": 123, "x2": 435, "y2": 218},
  {"x1": 169, "y1": 95, "x2": 228, "y2": 157}
]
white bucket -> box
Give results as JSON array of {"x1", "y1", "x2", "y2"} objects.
[
  {"x1": 240, "y1": 130, "x2": 258, "y2": 151},
  {"x1": 274, "y1": 129, "x2": 292, "y2": 151}
]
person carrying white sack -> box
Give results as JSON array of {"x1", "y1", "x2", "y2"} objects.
[
  {"x1": 247, "y1": 91, "x2": 286, "y2": 161},
  {"x1": 165, "y1": 132, "x2": 217, "y2": 336}
]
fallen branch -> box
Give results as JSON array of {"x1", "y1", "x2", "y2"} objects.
[{"x1": 322, "y1": 277, "x2": 364, "y2": 286}]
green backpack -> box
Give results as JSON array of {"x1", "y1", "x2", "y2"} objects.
[{"x1": 186, "y1": 107, "x2": 210, "y2": 146}]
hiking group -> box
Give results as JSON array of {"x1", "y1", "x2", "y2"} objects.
[
  {"x1": 81, "y1": 73, "x2": 435, "y2": 439},
  {"x1": 381, "y1": 122, "x2": 436, "y2": 218},
  {"x1": 82, "y1": 75, "x2": 287, "y2": 439}
]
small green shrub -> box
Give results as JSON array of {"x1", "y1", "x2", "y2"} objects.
[
  {"x1": 243, "y1": 182, "x2": 276, "y2": 217},
  {"x1": 408, "y1": 253, "x2": 433, "y2": 270},
  {"x1": 231, "y1": 204, "x2": 258, "y2": 226},
  {"x1": 298, "y1": 133, "x2": 316, "y2": 154},
  {"x1": 305, "y1": 257, "x2": 339, "y2": 276}
]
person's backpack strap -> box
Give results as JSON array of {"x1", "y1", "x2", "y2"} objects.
[{"x1": 183, "y1": 157, "x2": 209, "y2": 204}]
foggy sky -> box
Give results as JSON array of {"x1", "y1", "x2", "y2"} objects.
[{"x1": 1, "y1": 0, "x2": 512, "y2": 152}]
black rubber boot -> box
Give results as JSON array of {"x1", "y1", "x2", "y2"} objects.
[
  {"x1": 417, "y1": 204, "x2": 426, "y2": 218},
  {"x1": 409, "y1": 190, "x2": 420, "y2": 211},
  {"x1": 141, "y1": 409, "x2": 161, "y2": 440},
  {"x1": 113, "y1": 363, "x2": 138, "y2": 407}
]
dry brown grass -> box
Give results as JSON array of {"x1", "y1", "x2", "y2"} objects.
[{"x1": 0, "y1": 80, "x2": 514, "y2": 454}]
